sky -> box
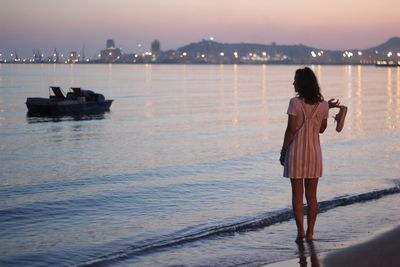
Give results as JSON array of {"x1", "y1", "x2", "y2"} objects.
[{"x1": 1, "y1": 0, "x2": 399, "y2": 58}]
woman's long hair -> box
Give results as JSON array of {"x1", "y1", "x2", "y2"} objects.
[{"x1": 294, "y1": 67, "x2": 324, "y2": 104}]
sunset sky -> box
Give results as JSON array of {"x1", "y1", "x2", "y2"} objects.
[{"x1": 1, "y1": 0, "x2": 399, "y2": 58}]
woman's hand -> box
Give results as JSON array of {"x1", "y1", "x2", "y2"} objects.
[
  {"x1": 280, "y1": 149, "x2": 287, "y2": 166},
  {"x1": 328, "y1": 98, "x2": 340, "y2": 109}
]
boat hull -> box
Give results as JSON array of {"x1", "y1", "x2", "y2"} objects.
[{"x1": 26, "y1": 98, "x2": 113, "y2": 115}]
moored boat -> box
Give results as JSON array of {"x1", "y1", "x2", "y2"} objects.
[{"x1": 26, "y1": 86, "x2": 113, "y2": 115}]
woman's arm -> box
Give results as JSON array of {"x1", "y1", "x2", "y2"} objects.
[
  {"x1": 280, "y1": 115, "x2": 297, "y2": 166},
  {"x1": 320, "y1": 118, "x2": 327, "y2": 133},
  {"x1": 282, "y1": 115, "x2": 297, "y2": 150}
]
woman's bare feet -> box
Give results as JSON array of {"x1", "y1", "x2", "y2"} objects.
[
  {"x1": 295, "y1": 230, "x2": 306, "y2": 243},
  {"x1": 295, "y1": 235, "x2": 305, "y2": 243}
]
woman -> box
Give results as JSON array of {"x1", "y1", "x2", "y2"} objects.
[{"x1": 280, "y1": 67, "x2": 342, "y2": 242}]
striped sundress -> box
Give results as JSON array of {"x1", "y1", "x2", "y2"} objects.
[{"x1": 284, "y1": 99, "x2": 325, "y2": 179}]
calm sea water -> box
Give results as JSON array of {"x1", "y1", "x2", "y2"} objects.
[{"x1": 1, "y1": 64, "x2": 400, "y2": 266}]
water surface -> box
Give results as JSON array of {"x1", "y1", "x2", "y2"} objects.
[{"x1": 0, "y1": 64, "x2": 399, "y2": 266}]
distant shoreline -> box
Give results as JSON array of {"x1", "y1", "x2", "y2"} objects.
[
  {"x1": 2, "y1": 37, "x2": 399, "y2": 65},
  {"x1": 1, "y1": 62, "x2": 398, "y2": 66}
]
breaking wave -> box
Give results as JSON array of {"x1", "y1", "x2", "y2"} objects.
[{"x1": 80, "y1": 186, "x2": 400, "y2": 266}]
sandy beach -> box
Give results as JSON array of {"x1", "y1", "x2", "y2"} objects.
[
  {"x1": 264, "y1": 225, "x2": 400, "y2": 267},
  {"x1": 323, "y1": 225, "x2": 400, "y2": 267}
]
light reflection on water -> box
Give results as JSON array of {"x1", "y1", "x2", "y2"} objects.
[{"x1": 0, "y1": 64, "x2": 400, "y2": 266}]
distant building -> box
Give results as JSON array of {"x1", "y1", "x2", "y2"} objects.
[
  {"x1": 51, "y1": 48, "x2": 59, "y2": 63},
  {"x1": 33, "y1": 49, "x2": 43, "y2": 62},
  {"x1": 100, "y1": 39, "x2": 122, "y2": 63},
  {"x1": 107, "y1": 39, "x2": 115, "y2": 49},
  {"x1": 69, "y1": 51, "x2": 79, "y2": 63},
  {"x1": 151, "y1": 40, "x2": 161, "y2": 62}
]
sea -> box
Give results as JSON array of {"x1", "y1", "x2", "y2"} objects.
[{"x1": 1, "y1": 63, "x2": 400, "y2": 267}]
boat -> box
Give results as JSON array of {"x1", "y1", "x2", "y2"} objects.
[{"x1": 26, "y1": 86, "x2": 113, "y2": 115}]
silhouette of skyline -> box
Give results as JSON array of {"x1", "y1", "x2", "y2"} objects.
[
  {"x1": 2, "y1": 37, "x2": 399, "y2": 65},
  {"x1": 1, "y1": 0, "x2": 399, "y2": 58}
]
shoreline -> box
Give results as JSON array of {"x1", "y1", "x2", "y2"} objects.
[{"x1": 264, "y1": 225, "x2": 400, "y2": 267}]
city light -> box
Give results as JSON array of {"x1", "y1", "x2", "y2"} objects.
[
  {"x1": 234, "y1": 52, "x2": 239, "y2": 58},
  {"x1": 201, "y1": 54, "x2": 206, "y2": 58},
  {"x1": 397, "y1": 53, "x2": 400, "y2": 57},
  {"x1": 343, "y1": 51, "x2": 353, "y2": 58},
  {"x1": 311, "y1": 51, "x2": 317, "y2": 58},
  {"x1": 358, "y1": 51, "x2": 362, "y2": 56},
  {"x1": 182, "y1": 52, "x2": 187, "y2": 57},
  {"x1": 262, "y1": 52, "x2": 267, "y2": 56},
  {"x1": 98, "y1": 54, "x2": 101, "y2": 57},
  {"x1": 109, "y1": 52, "x2": 112, "y2": 56},
  {"x1": 387, "y1": 52, "x2": 392, "y2": 57},
  {"x1": 220, "y1": 52, "x2": 224, "y2": 56},
  {"x1": 210, "y1": 37, "x2": 214, "y2": 41}
]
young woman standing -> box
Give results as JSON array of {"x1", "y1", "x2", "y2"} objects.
[{"x1": 280, "y1": 67, "x2": 345, "y2": 242}]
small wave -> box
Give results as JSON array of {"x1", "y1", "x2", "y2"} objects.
[{"x1": 79, "y1": 186, "x2": 400, "y2": 266}]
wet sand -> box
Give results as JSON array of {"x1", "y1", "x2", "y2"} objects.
[
  {"x1": 323, "y1": 225, "x2": 400, "y2": 267},
  {"x1": 264, "y1": 225, "x2": 400, "y2": 267}
]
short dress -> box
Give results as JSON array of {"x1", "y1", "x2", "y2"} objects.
[{"x1": 283, "y1": 97, "x2": 329, "y2": 179}]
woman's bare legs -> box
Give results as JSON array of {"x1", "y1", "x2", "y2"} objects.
[
  {"x1": 291, "y1": 179, "x2": 305, "y2": 242},
  {"x1": 305, "y1": 178, "x2": 319, "y2": 241}
]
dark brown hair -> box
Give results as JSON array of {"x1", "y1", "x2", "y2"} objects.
[{"x1": 294, "y1": 67, "x2": 324, "y2": 104}]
